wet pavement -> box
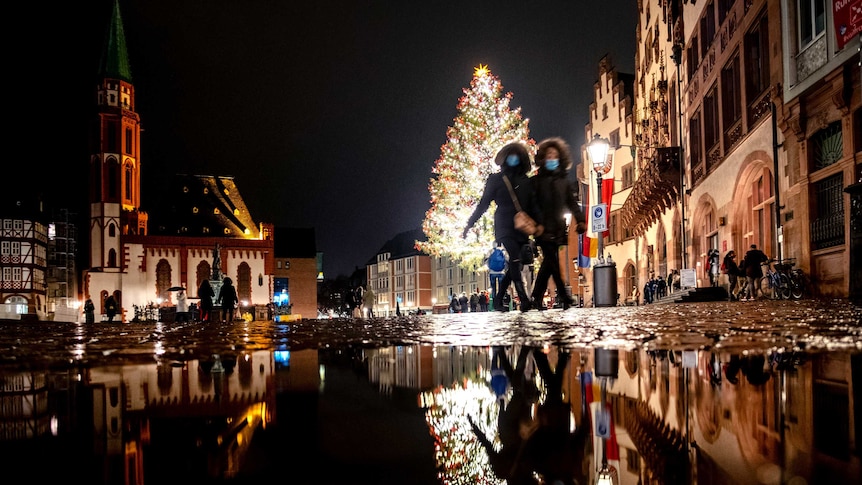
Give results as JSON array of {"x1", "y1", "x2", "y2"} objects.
[{"x1": 0, "y1": 298, "x2": 860, "y2": 484}]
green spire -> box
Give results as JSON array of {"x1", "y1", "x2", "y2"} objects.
[{"x1": 98, "y1": 0, "x2": 132, "y2": 82}]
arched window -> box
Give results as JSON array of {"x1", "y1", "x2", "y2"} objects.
[
  {"x1": 107, "y1": 157, "x2": 120, "y2": 199},
  {"x1": 124, "y1": 164, "x2": 133, "y2": 201},
  {"x1": 4, "y1": 295, "x2": 28, "y2": 315},
  {"x1": 108, "y1": 248, "x2": 117, "y2": 268},
  {"x1": 624, "y1": 263, "x2": 637, "y2": 303},
  {"x1": 237, "y1": 262, "x2": 252, "y2": 303},
  {"x1": 156, "y1": 259, "x2": 172, "y2": 301},
  {"x1": 196, "y1": 261, "x2": 211, "y2": 294},
  {"x1": 740, "y1": 166, "x2": 775, "y2": 256},
  {"x1": 109, "y1": 223, "x2": 116, "y2": 237}
]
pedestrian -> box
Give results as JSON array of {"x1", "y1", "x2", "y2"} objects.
[
  {"x1": 176, "y1": 288, "x2": 189, "y2": 323},
  {"x1": 528, "y1": 137, "x2": 586, "y2": 311},
  {"x1": 487, "y1": 243, "x2": 508, "y2": 311},
  {"x1": 449, "y1": 294, "x2": 461, "y2": 313},
  {"x1": 657, "y1": 276, "x2": 667, "y2": 299},
  {"x1": 462, "y1": 141, "x2": 543, "y2": 312},
  {"x1": 216, "y1": 277, "x2": 238, "y2": 322},
  {"x1": 479, "y1": 291, "x2": 489, "y2": 312},
  {"x1": 469, "y1": 291, "x2": 479, "y2": 312},
  {"x1": 643, "y1": 280, "x2": 653, "y2": 304},
  {"x1": 363, "y1": 285, "x2": 375, "y2": 318},
  {"x1": 722, "y1": 250, "x2": 741, "y2": 300},
  {"x1": 459, "y1": 292, "x2": 469, "y2": 313},
  {"x1": 83, "y1": 298, "x2": 95, "y2": 324},
  {"x1": 708, "y1": 249, "x2": 721, "y2": 287},
  {"x1": 104, "y1": 293, "x2": 119, "y2": 323},
  {"x1": 742, "y1": 244, "x2": 768, "y2": 300},
  {"x1": 198, "y1": 279, "x2": 215, "y2": 322}
]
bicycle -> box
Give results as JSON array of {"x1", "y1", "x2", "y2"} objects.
[
  {"x1": 759, "y1": 259, "x2": 791, "y2": 300},
  {"x1": 774, "y1": 258, "x2": 807, "y2": 300}
]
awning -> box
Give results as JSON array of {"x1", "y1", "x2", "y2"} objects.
[{"x1": 619, "y1": 147, "x2": 681, "y2": 236}]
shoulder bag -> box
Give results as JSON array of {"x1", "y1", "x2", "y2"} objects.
[{"x1": 502, "y1": 175, "x2": 543, "y2": 237}]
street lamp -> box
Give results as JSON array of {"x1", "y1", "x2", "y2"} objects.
[
  {"x1": 587, "y1": 134, "x2": 611, "y2": 259},
  {"x1": 586, "y1": 134, "x2": 617, "y2": 307}
]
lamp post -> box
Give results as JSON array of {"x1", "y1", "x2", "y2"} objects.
[
  {"x1": 587, "y1": 134, "x2": 617, "y2": 307},
  {"x1": 594, "y1": 347, "x2": 619, "y2": 484},
  {"x1": 587, "y1": 134, "x2": 610, "y2": 259}
]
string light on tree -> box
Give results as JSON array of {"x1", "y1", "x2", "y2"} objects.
[{"x1": 418, "y1": 65, "x2": 533, "y2": 270}]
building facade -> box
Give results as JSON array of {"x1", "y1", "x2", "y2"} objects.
[
  {"x1": 0, "y1": 197, "x2": 48, "y2": 320},
  {"x1": 584, "y1": 0, "x2": 859, "y2": 303},
  {"x1": 366, "y1": 229, "x2": 434, "y2": 316},
  {"x1": 82, "y1": 1, "x2": 277, "y2": 322}
]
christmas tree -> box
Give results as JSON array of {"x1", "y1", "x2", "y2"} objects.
[{"x1": 418, "y1": 65, "x2": 533, "y2": 271}]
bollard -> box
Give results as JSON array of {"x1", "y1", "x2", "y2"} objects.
[{"x1": 593, "y1": 262, "x2": 618, "y2": 307}]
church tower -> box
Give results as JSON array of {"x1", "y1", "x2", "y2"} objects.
[{"x1": 89, "y1": 0, "x2": 147, "y2": 272}]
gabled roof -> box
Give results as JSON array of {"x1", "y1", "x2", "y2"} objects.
[
  {"x1": 148, "y1": 174, "x2": 261, "y2": 239},
  {"x1": 98, "y1": 0, "x2": 132, "y2": 83},
  {"x1": 273, "y1": 227, "x2": 317, "y2": 258},
  {"x1": 374, "y1": 228, "x2": 428, "y2": 259}
]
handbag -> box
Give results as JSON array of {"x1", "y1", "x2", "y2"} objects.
[{"x1": 502, "y1": 175, "x2": 543, "y2": 237}]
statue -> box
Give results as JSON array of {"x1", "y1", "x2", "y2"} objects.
[{"x1": 212, "y1": 243, "x2": 223, "y2": 280}]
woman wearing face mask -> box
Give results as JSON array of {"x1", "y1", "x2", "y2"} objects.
[
  {"x1": 529, "y1": 137, "x2": 586, "y2": 310},
  {"x1": 462, "y1": 141, "x2": 543, "y2": 312}
]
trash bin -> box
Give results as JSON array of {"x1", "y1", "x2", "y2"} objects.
[
  {"x1": 593, "y1": 262, "x2": 618, "y2": 307},
  {"x1": 594, "y1": 348, "x2": 619, "y2": 377}
]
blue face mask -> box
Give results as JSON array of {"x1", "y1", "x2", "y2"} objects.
[
  {"x1": 505, "y1": 154, "x2": 520, "y2": 167},
  {"x1": 545, "y1": 159, "x2": 560, "y2": 171}
]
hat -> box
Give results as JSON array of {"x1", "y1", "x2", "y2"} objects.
[{"x1": 494, "y1": 141, "x2": 530, "y2": 166}]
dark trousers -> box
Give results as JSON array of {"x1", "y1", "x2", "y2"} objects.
[
  {"x1": 222, "y1": 306, "x2": 235, "y2": 322},
  {"x1": 531, "y1": 240, "x2": 566, "y2": 303}
]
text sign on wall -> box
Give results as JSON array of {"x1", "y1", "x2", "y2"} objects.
[{"x1": 833, "y1": 0, "x2": 862, "y2": 50}]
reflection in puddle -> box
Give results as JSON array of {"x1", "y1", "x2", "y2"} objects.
[
  {"x1": 0, "y1": 345, "x2": 860, "y2": 483},
  {"x1": 2, "y1": 337, "x2": 859, "y2": 483}
]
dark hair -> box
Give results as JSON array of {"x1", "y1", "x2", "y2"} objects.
[{"x1": 534, "y1": 137, "x2": 573, "y2": 171}]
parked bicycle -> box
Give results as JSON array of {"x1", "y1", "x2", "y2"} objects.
[
  {"x1": 759, "y1": 259, "x2": 791, "y2": 300},
  {"x1": 775, "y1": 258, "x2": 807, "y2": 299}
]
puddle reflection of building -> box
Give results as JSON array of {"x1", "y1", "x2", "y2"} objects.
[{"x1": 0, "y1": 350, "x2": 277, "y2": 484}]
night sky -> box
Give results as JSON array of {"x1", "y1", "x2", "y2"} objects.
[{"x1": 19, "y1": 0, "x2": 637, "y2": 278}]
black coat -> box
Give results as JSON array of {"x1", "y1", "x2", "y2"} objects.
[
  {"x1": 531, "y1": 169, "x2": 585, "y2": 244},
  {"x1": 465, "y1": 170, "x2": 542, "y2": 244},
  {"x1": 743, "y1": 248, "x2": 768, "y2": 278}
]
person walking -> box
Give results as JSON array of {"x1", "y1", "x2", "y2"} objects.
[
  {"x1": 527, "y1": 137, "x2": 586, "y2": 311},
  {"x1": 215, "y1": 277, "x2": 238, "y2": 322},
  {"x1": 458, "y1": 292, "x2": 469, "y2": 313},
  {"x1": 487, "y1": 243, "x2": 508, "y2": 311},
  {"x1": 742, "y1": 244, "x2": 768, "y2": 300},
  {"x1": 83, "y1": 298, "x2": 95, "y2": 324},
  {"x1": 198, "y1": 279, "x2": 215, "y2": 322},
  {"x1": 104, "y1": 294, "x2": 119, "y2": 323},
  {"x1": 462, "y1": 141, "x2": 543, "y2": 312},
  {"x1": 722, "y1": 250, "x2": 742, "y2": 300}
]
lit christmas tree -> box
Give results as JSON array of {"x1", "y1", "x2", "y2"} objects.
[{"x1": 418, "y1": 65, "x2": 533, "y2": 271}]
